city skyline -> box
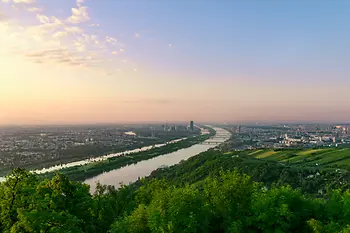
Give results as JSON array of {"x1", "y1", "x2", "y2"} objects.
[{"x1": 1, "y1": 0, "x2": 350, "y2": 124}]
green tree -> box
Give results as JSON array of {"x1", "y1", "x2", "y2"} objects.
[
  {"x1": 203, "y1": 169, "x2": 256, "y2": 232},
  {"x1": 13, "y1": 173, "x2": 95, "y2": 233},
  {"x1": 0, "y1": 169, "x2": 38, "y2": 232},
  {"x1": 249, "y1": 186, "x2": 316, "y2": 233}
]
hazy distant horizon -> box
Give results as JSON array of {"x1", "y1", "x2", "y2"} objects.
[
  {"x1": 0, "y1": 120, "x2": 349, "y2": 127},
  {"x1": 1, "y1": 1, "x2": 350, "y2": 124}
]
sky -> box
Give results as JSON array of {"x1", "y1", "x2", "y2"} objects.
[{"x1": 1, "y1": 0, "x2": 350, "y2": 124}]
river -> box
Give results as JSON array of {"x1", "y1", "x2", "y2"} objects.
[
  {"x1": 30, "y1": 138, "x2": 187, "y2": 175},
  {"x1": 0, "y1": 126, "x2": 212, "y2": 182},
  {"x1": 31, "y1": 127, "x2": 210, "y2": 174},
  {"x1": 85, "y1": 127, "x2": 231, "y2": 192},
  {"x1": 0, "y1": 138, "x2": 186, "y2": 183}
]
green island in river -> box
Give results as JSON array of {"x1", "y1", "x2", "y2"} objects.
[{"x1": 39, "y1": 127, "x2": 216, "y2": 181}]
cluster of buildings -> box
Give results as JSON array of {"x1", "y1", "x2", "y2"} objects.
[
  {"x1": 0, "y1": 126, "x2": 138, "y2": 168},
  {"x1": 161, "y1": 121, "x2": 195, "y2": 132},
  {"x1": 228, "y1": 124, "x2": 350, "y2": 150},
  {"x1": 279, "y1": 125, "x2": 350, "y2": 147},
  {"x1": 0, "y1": 122, "x2": 199, "y2": 170}
]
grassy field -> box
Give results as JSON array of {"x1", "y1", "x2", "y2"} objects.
[
  {"x1": 248, "y1": 149, "x2": 263, "y2": 155},
  {"x1": 255, "y1": 151, "x2": 277, "y2": 158},
  {"x1": 243, "y1": 148, "x2": 350, "y2": 171}
]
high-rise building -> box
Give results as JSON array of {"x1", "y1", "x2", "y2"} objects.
[
  {"x1": 189, "y1": 121, "x2": 194, "y2": 131},
  {"x1": 150, "y1": 128, "x2": 156, "y2": 138}
]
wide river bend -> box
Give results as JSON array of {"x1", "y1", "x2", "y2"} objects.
[{"x1": 85, "y1": 127, "x2": 231, "y2": 192}]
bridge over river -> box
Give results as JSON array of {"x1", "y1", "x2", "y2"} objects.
[
  {"x1": 200, "y1": 141, "x2": 223, "y2": 145},
  {"x1": 85, "y1": 126, "x2": 231, "y2": 192},
  {"x1": 199, "y1": 132, "x2": 230, "y2": 145}
]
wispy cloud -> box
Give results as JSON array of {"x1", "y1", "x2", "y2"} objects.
[
  {"x1": 15, "y1": 0, "x2": 34, "y2": 3},
  {"x1": 76, "y1": 0, "x2": 84, "y2": 7},
  {"x1": 8, "y1": 0, "x2": 35, "y2": 3},
  {"x1": 24, "y1": 48, "x2": 103, "y2": 67},
  {"x1": 52, "y1": 31, "x2": 67, "y2": 38},
  {"x1": 88, "y1": 23, "x2": 99, "y2": 27},
  {"x1": 105, "y1": 36, "x2": 118, "y2": 45},
  {"x1": 67, "y1": 5, "x2": 89, "y2": 24},
  {"x1": 36, "y1": 14, "x2": 50, "y2": 24},
  {"x1": 0, "y1": 0, "x2": 127, "y2": 72},
  {"x1": 27, "y1": 7, "x2": 41, "y2": 12}
]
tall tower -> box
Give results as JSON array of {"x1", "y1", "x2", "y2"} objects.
[
  {"x1": 164, "y1": 121, "x2": 168, "y2": 131},
  {"x1": 189, "y1": 121, "x2": 194, "y2": 131},
  {"x1": 150, "y1": 127, "x2": 155, "y2": 138}
]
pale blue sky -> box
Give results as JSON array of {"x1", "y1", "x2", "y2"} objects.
[
  {"x1": 84, "y1": 0, "x2": 350, "y2": 83},
  {"x1": 1, "y1": 0, "x2": 350, "y2": 124}
]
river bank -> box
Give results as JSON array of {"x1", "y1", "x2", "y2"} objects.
[
  {"x1": 85, "y1": 127, "x2": 230, "y2": 192},
  {"x1": 39, "y1": 128, "x2": 216, "y2": 181},
  {"x1": 0, "y1": 133, "x2": 201, "y2": 177}
]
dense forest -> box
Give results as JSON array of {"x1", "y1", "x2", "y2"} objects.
[
  {"x1": 145, "y1": 149, "x2": 350, "y2": 196},
  {"x1": 2, "y1": 147, "x2": 350, "y2": 232}
]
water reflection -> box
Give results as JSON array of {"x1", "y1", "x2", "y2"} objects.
[
  {"x1": 85, "y1": 127, "x2": 230, "y2": 192},
  {"x1": 31, "y1": 138, "x2": 185, "y2": 174}
]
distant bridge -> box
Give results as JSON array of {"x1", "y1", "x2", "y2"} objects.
[
  {"x1": 200, "y1": 141, "x2": 223, "y2": 145},
  {"x1": 213, "y1": 136, "x2": 229, "y2": 139}
]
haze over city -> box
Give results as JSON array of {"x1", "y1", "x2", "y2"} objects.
[{"x1": 1, "y1": 0, "x2": 350, "y2": 124}]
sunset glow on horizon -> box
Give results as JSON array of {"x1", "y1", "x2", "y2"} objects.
[{"x1": 1, "y1": 0, "x2": 350, "y2": 124}]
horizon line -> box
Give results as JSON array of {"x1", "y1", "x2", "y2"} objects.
[{"x1": 0, "y1": 121, "x2": 349, "y2": 127}]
